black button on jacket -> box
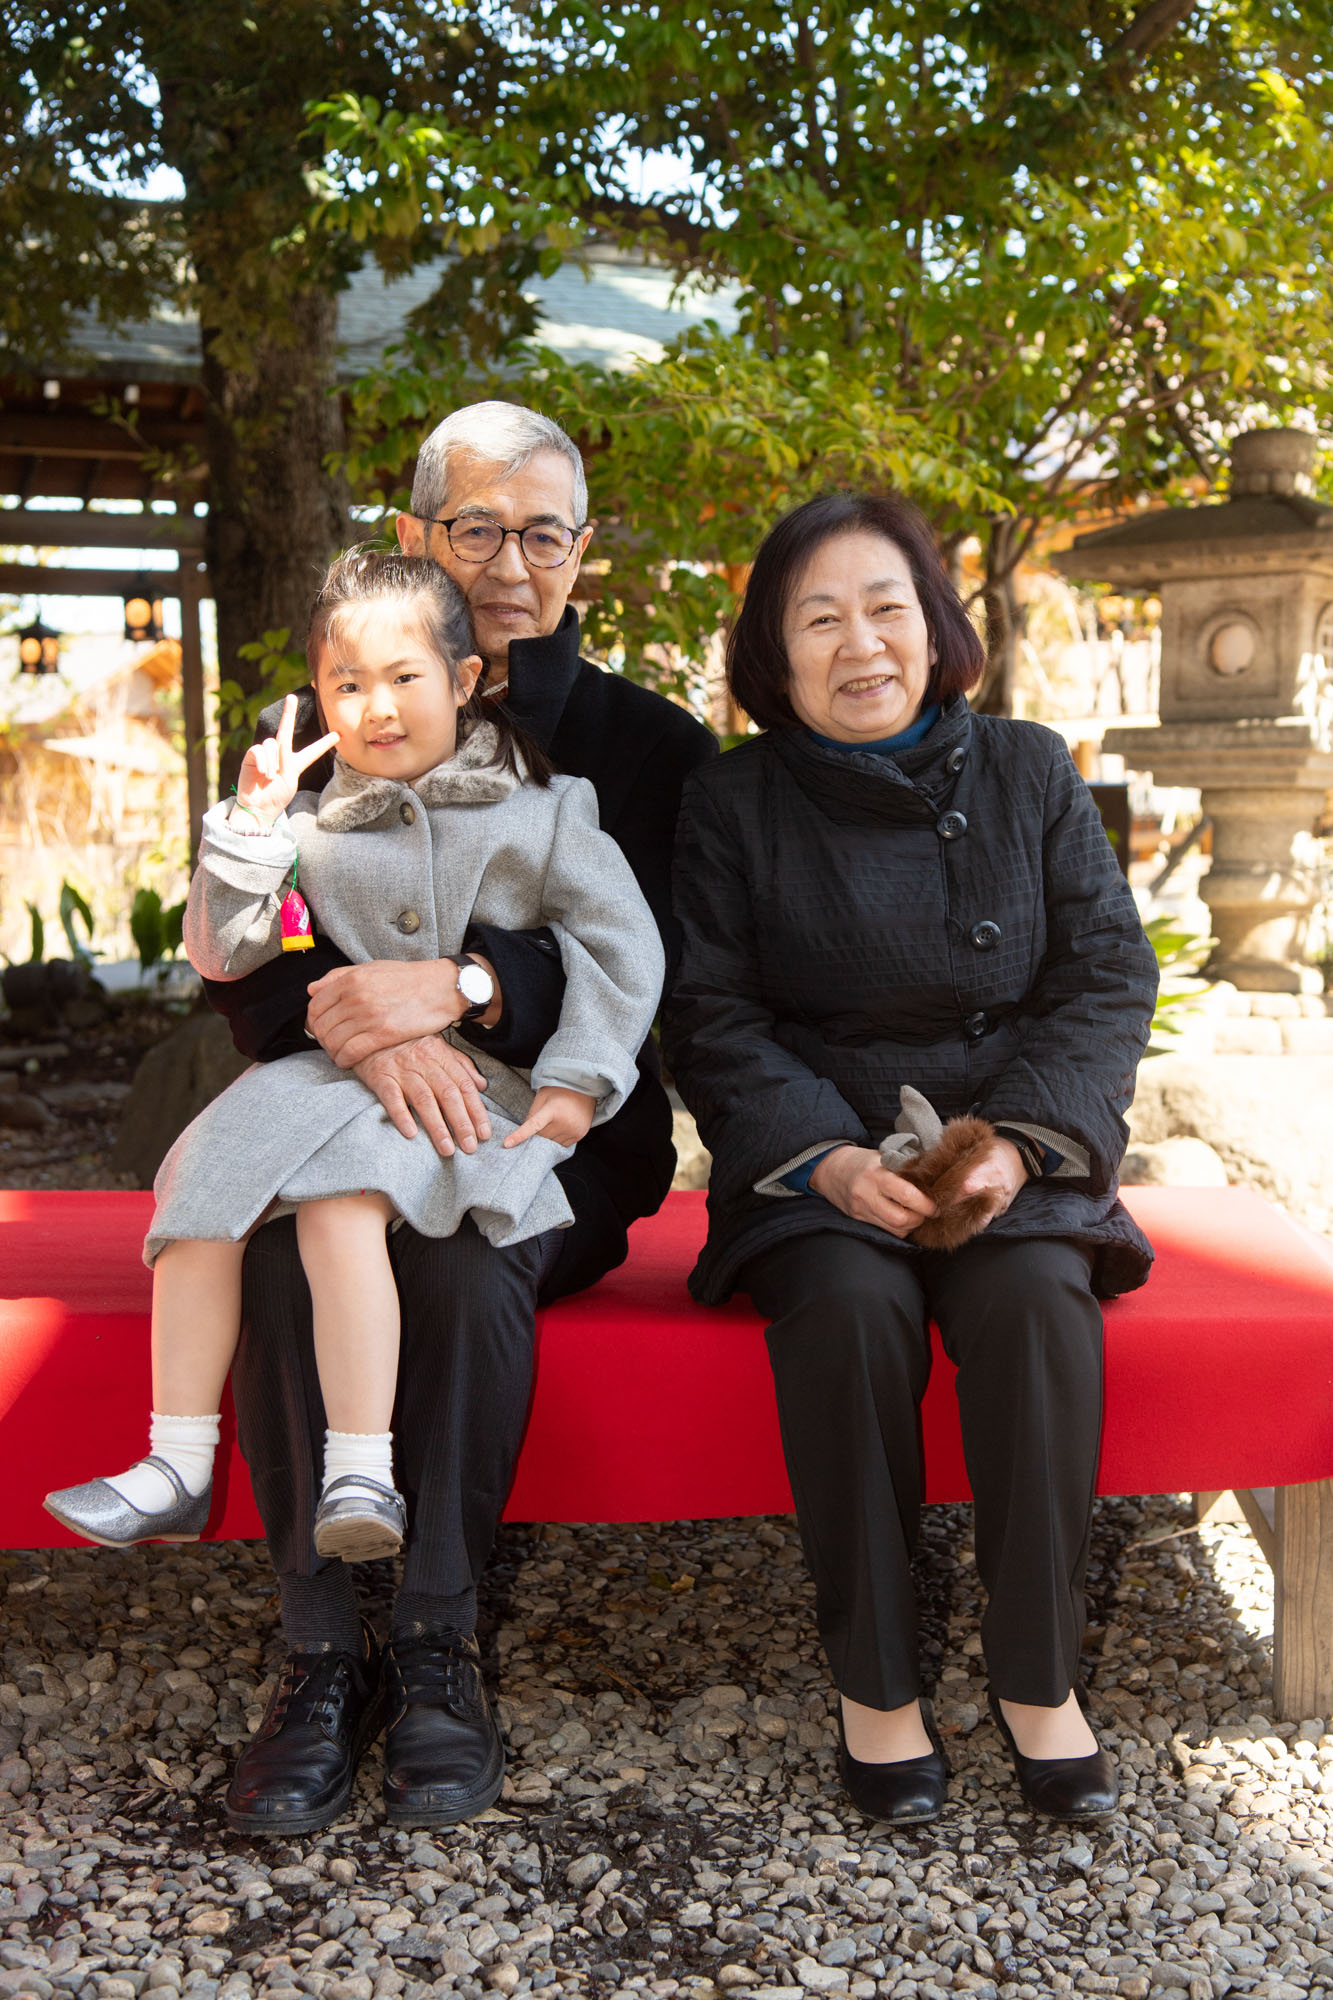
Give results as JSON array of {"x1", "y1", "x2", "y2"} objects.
[{"x1": 663, "y1": 698, "x2": 1158, "y2": 1304}]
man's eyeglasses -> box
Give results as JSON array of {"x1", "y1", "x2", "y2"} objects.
[{"x1": 418, "y1": 514, "x2": 585, "y2": 569}]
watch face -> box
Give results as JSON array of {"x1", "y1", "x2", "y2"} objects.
[{"x1": 458, "y1": 962, "x2": 493, "y2": 1006}]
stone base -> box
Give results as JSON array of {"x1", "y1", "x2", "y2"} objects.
[
  {"x1": 1105, "y1": 718, "x2": 1333, "y2": 995},
  {"x1": 1203, "y1": 953, "x2": 1325, "y2": 995},
  {"x1": 1121, "y1": 1136, "x2": 1229, "y2": 1186},
  {"x1": 1155, "y1": 979, "x2": 1333, "y2": 1055}
]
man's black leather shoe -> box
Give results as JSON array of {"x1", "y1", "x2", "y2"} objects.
[
  {"x1": 988, "y1": 1690, "x2": 1119, "y2": 1821},
  {"x1": 225, "y1": 1619, "x2": 384, "y2": 1835},
  {"x1": 837, "y1": 1700, "x2": 950, "y2": 1825},
  {"x1": 383, "y1": 1628, "x2": 505, "y2": 1825}
]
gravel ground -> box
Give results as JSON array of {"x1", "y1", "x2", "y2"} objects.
[
  {"x1": 3, "y1": 1496, "x2": 1331, "y2": 2000},
  {"x1": 5, "y1": 1026, "x2": 1332, "y2": 1993}
]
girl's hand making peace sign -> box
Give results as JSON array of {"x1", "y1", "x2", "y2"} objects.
[{"x1": 232, "y1": 694, "x2": 339, "y2": 831}]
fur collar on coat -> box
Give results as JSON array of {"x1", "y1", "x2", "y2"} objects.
[{"x1": 315, "y1": 722, "x2": 520, "y2": 831}]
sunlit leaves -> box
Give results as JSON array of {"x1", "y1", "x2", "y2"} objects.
[{"x1": 13, "y1": 0, "x2": 1333, "y2": 711}]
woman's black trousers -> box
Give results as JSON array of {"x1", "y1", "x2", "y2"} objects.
[{"x1": 741, "y1": 1229, "x2": 1104, "y2": 1711}]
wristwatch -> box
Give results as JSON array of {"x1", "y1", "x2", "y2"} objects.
[{"x1": 452, "y1": 952, "x2": 495, "y2": 1023}]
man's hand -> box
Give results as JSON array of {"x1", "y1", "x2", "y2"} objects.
[
  {"x1": 353, "y1": 1038, "x2": 492, "y2": 1156},
  {"x1": 502, "y1": 1085, "x2": 598, "y2": 1149},
  {"x1": 308, "y1": 957, "x2": 500, "y2": 1067},
  {"x1": 950, "y1": 1135, "x2": 1028, "y2": 1224},
  {"x1": 809, "y1": 1145, "x2": 939, "y2": 1240}
]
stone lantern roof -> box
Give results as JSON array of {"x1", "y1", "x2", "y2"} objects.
[{"x1": 1053, "y1": 430, "x2": 1333, "y2": 588}]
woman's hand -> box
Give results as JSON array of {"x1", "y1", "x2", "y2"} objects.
[
  {"x1": 233, "y1": 694, "x2": 338, "y2": 829},
  {"x1": 950, "y1": 1135, "x2": 1028, "y2": 1224},
  {"x1": 503, "y1": 1086, "x2": 598, "y2": 1149},
  {"x1": 809, "y1": 1145, "x2": 938, "y2": 1239}
]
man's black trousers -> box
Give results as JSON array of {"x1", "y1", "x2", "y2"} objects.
[
  {"x1": 741, "y1": 1230, "x2": 1104, "y2": 1712},
  {"x1": 232, "y1": 1116, "x2": 664, "y2": 1635},
  {"x1": 234, "y1": 1216, "x2": 562, "y2": 1597}
]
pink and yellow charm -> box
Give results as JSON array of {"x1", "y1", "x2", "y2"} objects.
[{"x1": 280, "y1": 886, "x2": 314, "y2": 952}]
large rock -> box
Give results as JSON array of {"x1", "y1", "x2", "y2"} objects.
[
  {"x1": 0, "y1": 957, "x2": 109, "y2": 1036},
  {"x1": 111, "y1": 1010, "x2": 251, "y2": 1188},
  {"x1": 1128, "y1": 1054, "x2": 1333, "y2": 1211},
  {"x1": 0, "y1": 1076, "x2": 50, "y2": 1129},
  {"x1": 1120, "y1": 1136, "x2": 1229, "y2": 1187},
  {"x1": 671, "y1": 1105, "x2": 712, "y2": 1191}
]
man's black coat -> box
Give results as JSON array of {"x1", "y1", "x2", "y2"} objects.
[{"x1": 203, "y1": 606, "x2": 717, "y2": 1293}]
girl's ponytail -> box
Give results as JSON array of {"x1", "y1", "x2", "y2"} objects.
[{"x1": 457, "y1": 681, "x2": 554, "y2": 785}]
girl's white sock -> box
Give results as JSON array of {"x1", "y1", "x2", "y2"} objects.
[
  {"x1": 322, "y1": 1430, "x2": 396, "y2": 1502},
  {"x1": 104, "y1": 1413, "x2": 221, "y2": 1512}
]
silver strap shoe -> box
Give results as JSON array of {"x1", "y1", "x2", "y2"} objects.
[
  {"x1": 44, "y1": 1456, "x2": 211, "y2": 1547},
  {"x1": 313, "y1": 1474, "x2": 407, "y2": 1563}
]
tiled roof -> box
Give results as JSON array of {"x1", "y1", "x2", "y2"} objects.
[{"x1": 67, "y1": 250, "x2": 741, "y2": 385}]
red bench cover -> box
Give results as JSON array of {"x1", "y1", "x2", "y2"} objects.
[{"x1": 3, "y1": 1186, "x2": 1331, "y2": 1547}]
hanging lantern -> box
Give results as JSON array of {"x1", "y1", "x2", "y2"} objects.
[
  {"x1": 17, "y1": 616, "x2": 60, "y2": 674},
  {"x1": 124, "y1": 581, "x2": 165, "y2": 643}
]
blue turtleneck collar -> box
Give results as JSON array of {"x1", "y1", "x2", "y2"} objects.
[{"x1": 809, "y1": 703, "x2": 942, "y2": 757}]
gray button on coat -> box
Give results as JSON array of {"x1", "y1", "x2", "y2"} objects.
[{"x1": 147, "y1": 724, "x2": 665, "y2": 1263}]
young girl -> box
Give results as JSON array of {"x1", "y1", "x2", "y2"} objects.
[{"x1": 45, "y1": 549, "x2": 663, "y2": 1563}]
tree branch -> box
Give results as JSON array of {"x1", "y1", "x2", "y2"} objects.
[
  {"x1": 1103, "y1": 0, "x2": 1200, "y2": 64},
  {"x1": 1149, "y1": 366, "x2": 1221, "y2": 483},
  {"x1": 794, "y1": 17, "x2": 831, "y2": 195},
  {"x1": 582, "y1": 197, "x2": 709, "y2": 258}
]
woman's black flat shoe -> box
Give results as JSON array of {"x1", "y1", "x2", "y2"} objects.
[
  {"x1": 987, "y1": 1691, "x2": 1118, "y2": 1821},
  {"x1": 837, "y1": 1700, "x2": 950, "y2": 1825}
]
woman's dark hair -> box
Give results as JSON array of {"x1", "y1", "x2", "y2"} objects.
[
  {"x1": 725, "y1": 491, "x2": 986, "y2": 731},
  {"x1": 307, "y1": 546, "x2": 552, "y2": 783}
]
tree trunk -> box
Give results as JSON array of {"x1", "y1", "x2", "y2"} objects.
[
  {"x1": 972, "y1": 518, "x2": 1027, "y2": 717},
  {"x1": 940, "y1": 530, "x2": 967, "y2": 596},
  {"x1": 202, "y1": 289, "x2": 351, "y2": 799}
]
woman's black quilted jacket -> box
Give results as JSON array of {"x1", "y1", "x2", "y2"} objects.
[{"x1": 663, "y1": 698, "x2": 1159, "y2": 1303}]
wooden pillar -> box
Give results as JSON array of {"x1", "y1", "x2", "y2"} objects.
[
  {"x1": 1272, "y1": 1478, "x2": 1333, "y2": 1722},
  {"x1": 178, "y1": 564, "x2": 209, "y2": 865}
]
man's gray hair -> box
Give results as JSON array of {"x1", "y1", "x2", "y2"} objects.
[{"x1": 410, "y1": 401, "x2": 588, "y2": 526}]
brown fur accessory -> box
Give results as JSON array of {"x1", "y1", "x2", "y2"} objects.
[{"x1": 878, "y1": 1085, "x2": 1009, "y2": 1252}]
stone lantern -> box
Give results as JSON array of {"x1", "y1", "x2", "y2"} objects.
[{"x1": 1054, "y1": 428, "x2": 1333, "y2": 992}]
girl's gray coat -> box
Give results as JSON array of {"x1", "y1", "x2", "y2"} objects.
[{"x1": 147, "y1": 725, "x2": 664, "y2": 1262}]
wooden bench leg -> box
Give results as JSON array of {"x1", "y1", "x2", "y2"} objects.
[
  {"x1": 1193, "y1": 1490, "x2": 1246, "y2": 1526},
  {"x1": 1271, "y1": 1478, "x2": 1333, "y2": 1723}
]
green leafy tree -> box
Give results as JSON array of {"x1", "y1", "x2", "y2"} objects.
[
  {"x1": 328, "y1": 1, "x2": 1333, "y2": 706},
  {"x1": 559, "y1": 0, "x2": 1333, "y2": 707},
  {"x1": 1, "y1": 2, "x2": 582, "y2": 789},
  {"x1": 14, "y1": 0, "x2": 1333, "y2": 738}
]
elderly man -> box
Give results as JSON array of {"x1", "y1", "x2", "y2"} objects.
[{"x1": 205, "y1": 403, "x2": 716, "y2": 1833}]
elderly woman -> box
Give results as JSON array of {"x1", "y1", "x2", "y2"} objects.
[{"x1": 663, "y1": 492, "x2": 1158, "y2": 1825}]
